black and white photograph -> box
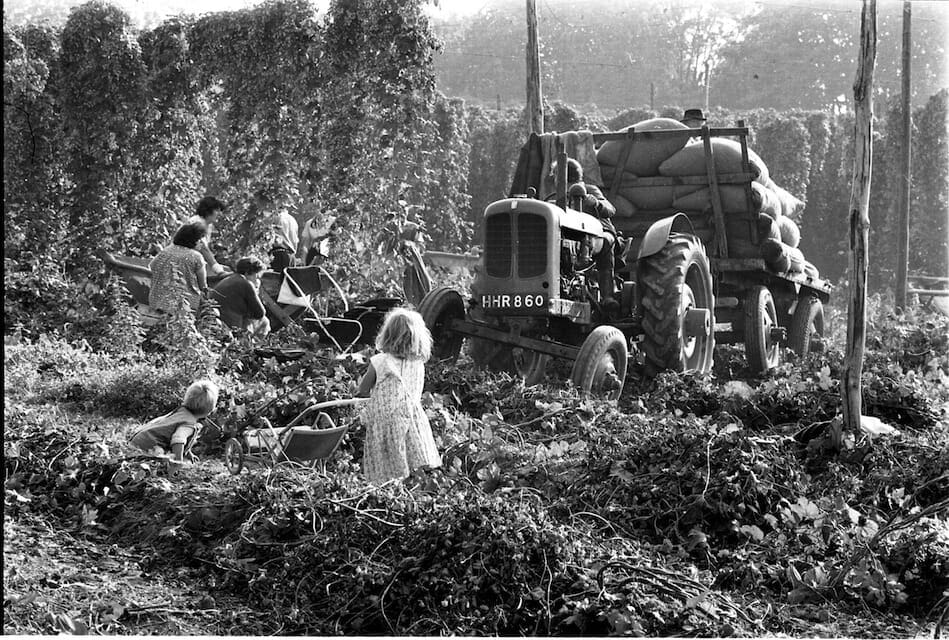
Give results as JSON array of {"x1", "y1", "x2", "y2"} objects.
[{"x1": 3, "y1": 0, "x2": 948, "y2": 635}]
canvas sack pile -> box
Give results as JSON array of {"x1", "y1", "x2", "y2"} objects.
[{"x1": 596, "y1": 118, "x2": 816, "y2": 277}]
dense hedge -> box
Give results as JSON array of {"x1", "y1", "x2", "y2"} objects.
[
  {"x1": 3, "y1": 1, "x2": 946, "y2": 336},
  {"x1": 3, "y1": 0, "x2": 469, "y2": 275}
]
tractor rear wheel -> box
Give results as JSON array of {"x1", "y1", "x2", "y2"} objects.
[
  {"x1": 419, "y1": 287, "x2": 465, "y2": 363},
  {"x1": 744, "y1": 285, "x2": 781, "y2": 374},
  {"x1": 639, "y1": 234, "x2": 715, "y2": 377},
  {"x1": 789, "y1": 294, "x2": 824, "y2": 357},
  {"x1": 570, "y1": 326, "x2": 628, "y2": 400}
]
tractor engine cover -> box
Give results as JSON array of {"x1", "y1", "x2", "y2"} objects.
[{"x1": 477, "y1": 197, "x2": 606, "y2": 316}]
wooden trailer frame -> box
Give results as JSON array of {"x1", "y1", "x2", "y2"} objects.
[{"x1": 587, "y1": 121, "x2": 832, "y2": 359}]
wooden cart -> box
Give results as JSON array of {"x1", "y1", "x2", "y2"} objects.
[{"x1": 596, "y1": 120, "x2": 833, "y2": 373}]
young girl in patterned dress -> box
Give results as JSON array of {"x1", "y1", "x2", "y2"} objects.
[{"x1": 356, "y1": 308, "x2": 442, "y2": 483}]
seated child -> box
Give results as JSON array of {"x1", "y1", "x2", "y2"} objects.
[{"x1": 129, "y1": 380, "x2": 220, "y2": 462}]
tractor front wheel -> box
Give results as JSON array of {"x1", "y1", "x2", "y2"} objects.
[
  {"x1": 419, "y1": 287, "x2": 465, "y2": 363},
  {"x1": 639, "y1": 234, "x2": 715, "y2": 377},
  {"x1": 570, "y1": 326, "x2": 628, "y2": 401}
]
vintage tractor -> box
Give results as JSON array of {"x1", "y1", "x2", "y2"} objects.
[
  {"x1": 419, "y1": 201, "x2": 711, "y2": 399},
  {"x1": 418, "y1": 123, "x2": 831, "y2": 399}
]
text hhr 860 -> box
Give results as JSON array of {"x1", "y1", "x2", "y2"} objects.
[{"x1": 481, "y1": 294, "x2": 546, "y2": 309}]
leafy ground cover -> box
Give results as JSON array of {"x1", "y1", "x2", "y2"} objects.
[{"x1": 4, "y1": 303, "x2": 948, "y2": 636}]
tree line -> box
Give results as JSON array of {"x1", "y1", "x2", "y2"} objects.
[
  {"x1": 433, "y1": 0, "x2": 947, "y2": 112},
  {"x1": 4, "y1": 0, "x2": 466, "y2": 279},
  {"x1": 4, "y1": 0, "x2": 946, "y2": 317}
]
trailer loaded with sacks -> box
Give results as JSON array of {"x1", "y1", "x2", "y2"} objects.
[{"x1": 417, "y1": 117, "x2": 832, "y2": 399}]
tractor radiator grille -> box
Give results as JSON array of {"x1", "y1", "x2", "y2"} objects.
[
  {"x1": 485, "y1": 213, "x2": 512, "y2": 277},
  {"x1": 517, "y1": 213, "x2": 547, "y2": 278}
]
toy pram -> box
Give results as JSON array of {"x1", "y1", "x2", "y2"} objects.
[{"x1": 223, "y1": 398, "x2": 367, "y2": 474}]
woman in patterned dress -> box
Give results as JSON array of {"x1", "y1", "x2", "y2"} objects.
[
  {"x1": 355, "y1": 308, "x2": 442, "y2": 483},
  {"x1": 149, "y1": 222, "x2": 209, "y2": 316}
]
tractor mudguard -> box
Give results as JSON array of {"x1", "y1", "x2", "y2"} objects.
[{"x1": 629, "y1": 213, "x2": 697, "y2": 261}]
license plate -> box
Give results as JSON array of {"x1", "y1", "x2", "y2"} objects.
[{"x1": 481, "y1": 294, "x2": 547, "y2": 309}]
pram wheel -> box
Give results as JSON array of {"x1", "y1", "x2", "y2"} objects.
[{"x1": 224, "y1": 438, "x2": 244, "y2": 475}]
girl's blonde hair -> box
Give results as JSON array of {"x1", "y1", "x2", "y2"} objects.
[
  {"x1": 375, "y1": 307, "x2": 432, "y2": 361},
  {"x1": 183, "y1": 379, "x2": 220, "y2": 417}
]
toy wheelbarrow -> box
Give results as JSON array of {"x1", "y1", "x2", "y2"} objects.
[{"x1": 223, "y1": 398, "x2": 367, "y2": 475}]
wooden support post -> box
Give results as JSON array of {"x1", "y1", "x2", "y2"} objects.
[
  {"x1": 650, "y1": 82, "x2": 655, "y2": 111},
  {"x1": 526, "y1": 0, "x2": 544, "y2": 135},
  {"x1": 704, "y1": 60, "x2": 711, "y2": 113},
  {"x1": 555, "y1": 138, "x2": 567, "y2": 209},
  {"x1": 895, "y1": 0, "x2": 912, "y2": 311},
  {"x1": 736, "y1": 119, "x2": 757, "y2": 245},
  {"x1": 702, "y1": 125, "x2": 728, "y2": 258},
  {"x1": 838, "y1": 0, "x2": 877, "y2": 451}
]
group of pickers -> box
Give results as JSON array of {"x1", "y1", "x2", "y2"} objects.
[
  {"x1": 137, "y1": 193, "x2": 444, "y2": 485},
  {"x1": 147, "y1": 192, "x2": 335, "y2": 338}
]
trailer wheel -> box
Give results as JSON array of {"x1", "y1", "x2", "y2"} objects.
[
  {"x1": 224, "y1": 438, "x2": 244, "y2": 475},
  {"x1": 789, "y1": 294, "x2": 824, "y2": 357},
  {"x1": 744, "y1": 285, "x2": 781, "y2": 373},
  {"x1": 512, "y1": 349, "x2": 549, "y2": 386},
  {"x1": 639, "y1": 234, "x2": 715, "y2": 377},
  {"x1": 419, "y1": 287, "x2": 465, "y2": 363},
  {"x1": 570, "y1": 326, "x2": 628, "y2": 401}
]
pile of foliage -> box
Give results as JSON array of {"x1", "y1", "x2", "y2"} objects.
[{"x1": 5, "y1": 296, "x2": 948, "y2": 635}]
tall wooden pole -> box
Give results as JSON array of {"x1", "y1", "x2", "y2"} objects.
[
  {"x1": 704, "y1": 60, "x2": 711, "y2": 113},
  {"x1": 838, "y1": 0, "x2": 877, "y2": 450},
  {"x1": 895, "y1": 0, "x2": 912, "y2": 310},
  {"x1": 526, "y1": 0, "x2": 543, "y2": 134}
]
